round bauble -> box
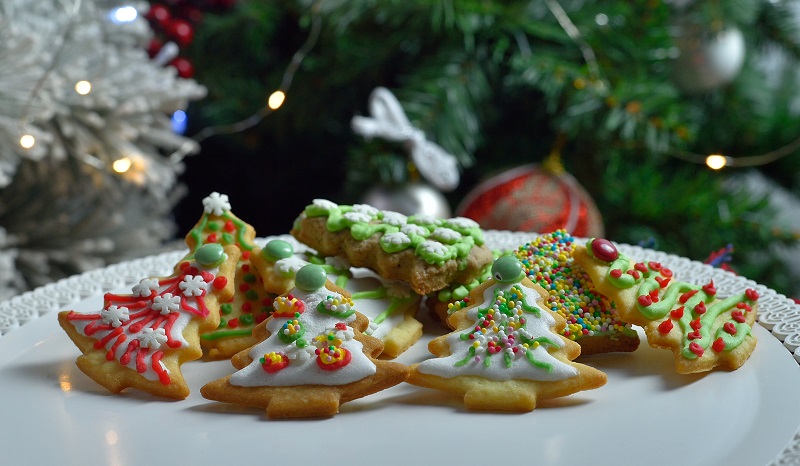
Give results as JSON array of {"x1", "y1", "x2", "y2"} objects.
[
  {"x1": 456, "y1": 164, "x2": 604, "y2": 238},
  {"x1": 673, "y1": 24, "x2": 745, "y2": 94},
  {"x1": 361, "y1": 182, "x2": 452, "y2": 218}
]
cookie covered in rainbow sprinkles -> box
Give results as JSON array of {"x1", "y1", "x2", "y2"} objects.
[{"x1": 512, "y1": 230, "x2": 640, "y2": 355}]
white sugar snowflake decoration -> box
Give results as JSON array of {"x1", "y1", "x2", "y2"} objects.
[
  {"x1": 343, "y1": 211, "x2": 372, "y2": 223},
  {"x1": 410, "y1": 213, "x2": 440, "y2": 226},
  {"x1": 401, "y1": 224, "x2": 428, "y2": 237},
  {"x1": 151, "y1": 293, "x2": 181, "y2": 315},
  {"x1": 179, "y1": 275, "x2": 208, "y2": 297},
  {"x1": 431, "y1": 227, "x2": 461, "y2": 243},
  {"x1": 312, "y1": 199, "x2": 338, "y2": 211},
  {"x1": 351, "y1": 204, "x2": 380, "y2": 217},
  {"x1": 420, "y1": 240, "x2": 449, "y2": 256},
  {"x1": 381, "y1": 211, "x2": 408, "y2": 226},
  {"x1": 382, "y1": 232, "x2": 411, "y2": 246},
  {"x1": 202, "y1": 192, "x2": 231, "y2": 216},
  {"x1": 131, "y1": 278, "x2": 160, "y2": 297},
  {"x1": 101, "y1": 305, "x2": 130, "y2": 327},
  {"x1": 275, "y1": 256, "x2": 308, "y2": 276},
  {"x1": 138, "y1": 328, "x2": 168, "y2": 349},
  {"x1": 447, "y1": 217, "x2": 480, "y2": 229}
]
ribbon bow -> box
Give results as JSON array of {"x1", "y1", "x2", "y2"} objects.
[{"x1": 351, "y1": 87, "x2": 460, "y2": 191}]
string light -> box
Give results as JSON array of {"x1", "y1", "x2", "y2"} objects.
[
  {"x1": 706, "y1": 154, "x2": 727, "y2": 170},
  {"x1": 74, "y1": 80, "x2": 92, "y2": 95},
  {"x1": 112, "y1": 157, "x2": 132, "y2": 173},
  {"x1": 267, "y1": 91, "x2": 286, "y2": 110},
  {"x1": 19, "y1": 134, "x2": 35, "y2": 149},
  {"x1": 110, "y1": 6, "x2": 138, "y2": 24}
]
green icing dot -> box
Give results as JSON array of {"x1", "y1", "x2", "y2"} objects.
[
  {"x1": 220, "y1": 303, "x2": 233, "y2": 315},
  {"x1": 208, "y1": 221, "x2": 221, "y2": 231},
  {"x1": 262, "y1": 239, "x2": 294, "y2": 261},
  {"x1": 492, "y1": 256, "x2": 525, "y2": 284},
  {"x1": 239, "y1": 314, "x2": 254, "y2": 326},
  {"x1": 245, "y1": 290, "x2": 259, "y2": 301},
  {"x1": 195, "y1": 243, "x2": 225, "y2": 268},
  {"x1": 219, "y1": 318, "x2": 227, "y2": 328},
  {"x1": 244, "y1": 273, "x2": 257, "y2": 284},
  {"x1": 295, "y1": 264, "x2": 327, "y2": 291}
]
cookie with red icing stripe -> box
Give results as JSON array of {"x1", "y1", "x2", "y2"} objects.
[
  {"x1": 573, "y1": 238, "x2": 758, "y2": 373},
  {"x1": 58, "y1": 243, "x2": 239, "y2": 399}
]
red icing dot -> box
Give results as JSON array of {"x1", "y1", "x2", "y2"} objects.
[
  {"x1": 723, "y1": 322, "x2": 737, "y2": 335},
  {"x1": 224, "y1": 220, "x2": 236, "y2": 232},
  {"x1": 627, "y1": 270, "x2": 641, "y2": 280},
  {"x1": 745, "y1": 288, "x2": 759, "y2": 301},
  {"x1": 690, "y1": 318, "x2": 701, "y2": 330},
  {"x1": 655, "y1": 276, "x2": 671, "y2": 288},
  {"x1": 610, "y1": 269, "x2": 623, "y2": 278},
  {"x1": 241, "y1": 302, "x2": 252, "y2": 313},
  {"x1": 242, "y1": 264, "x2": 250, "y2": 272},
  {"x1": 207, "y1": 233, "x2": 218, "y2": 243},
  {"x1": 239, "y1": 284, "x2": 250, "y2": 293},
  {"x1": 591, "y1": 238, "x2": 618, "y2": 262},
  {"x1": 634, "y1": 262, "x2": 648, "y2": 273},
  {"x1": 658, "y1": 319, "x2": 673, "y2": 334},
  {"x1": 694, "y1": 302, "x2": 706, "y2": 315},
  {"x1": 649, "y1": 289, "x2": 660, "y2": 302},
  {"x1": 712, "y1": 338, "x2": 726, "y2": 352},
  {"x1": 671, "y1": 306, "x2": 685, "y2": 319},
  {"x1": 638, "y1": 295, "x2": 653, "y2": 307},
  {"x1": 689, "y1": 342, "x2": 704, "y2": 357},
  {"x1": 687, "y1": 330, "x2": 701, "y2": 340},
  {"x1": 660, "y1": 268, "x2": 673, "y2": 278},
  {"x1": 228, "y1": 318, "x2": 239, "y2": 328},
  {"x1": 242, "y1": 250, "x2": 251, "y2": 260},
  {"x1": 679, "y1": 290, "x2": 698, "y2": 304},
  {"x1": 648, "y1": 261, "x2": 662, "y2": 270},
  {"x1": 702, "y1": 280, "x2": 717, "y2": 296},
  {"x1": 731, "y1": 310, "x2": 746, "y2": 323},
  {"x1": 213, "y1": 276, "x2": 228, "y2": 290}
]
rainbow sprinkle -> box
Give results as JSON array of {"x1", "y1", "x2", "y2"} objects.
[{"x1": 512, "y1": 230, "x2": 633, "y2": 341}]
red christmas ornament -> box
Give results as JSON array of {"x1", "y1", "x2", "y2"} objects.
[
  {"x1": 146, "y1": 4, "x2": 172, "y2": 28},
  {"x1": 170, "y1": 57, "x2": 195, "y2": 78},
  {"x1": 167, "y1": 19, "x2": 194, "y2": 47},
  {"x1": 456, "y1": 164, "x2": 604, "y2": 237}
]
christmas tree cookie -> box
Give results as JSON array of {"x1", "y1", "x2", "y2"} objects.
[
  {"x1": 252, "y1": 237, "x2": 423, "y2": 358},
  {"x1": 186, "y1": 192, "x2": 277, "y2": 359},
  {"x1": 407, "y1": 256, "x2": 607, "y2": 412},
  {"x1": 201, "y1": 264, "x2": 409, "y2": 418},
  {"x1": 573, "y1": 238, "x2": 759, "y2": 373},
  {"x1": 58, "y1": 243, "x2": 239, "y2": 399},
  {"x1": 290, "y1": 199, "x2": 494, "y2": 296}
]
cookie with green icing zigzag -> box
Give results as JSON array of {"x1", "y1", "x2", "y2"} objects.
[
  {"x1": 573, "y1": 238, "x2": 759, "y2": 373},
  {"x1": 186, "y1": 192, "x2": 277, "y2": 359},
  {"x1": 407, "y1": 256, "x2": 606, "y2": 412},
  {"x1": 251, "y1": 236, "x2": 423, "y2": 358},
  {"x1": 290, "y1": 199, "x2": 494, "y2": 296}
]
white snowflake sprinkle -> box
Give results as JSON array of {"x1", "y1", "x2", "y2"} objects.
[
  {"x1": 101, "y1": 305, "x2": 130, "y2": 327},
  {"x1": 137, "y1": 328, "x2": 168, "y2": 349},
  {"x1": 400, "y1": 224, "x2": 428, "y2": 237},
  {"x1": 179, "y1": 275, "x2": 208, "y2": 297},
  {"x1": 446, "y1": 217, "x2": 480, "y2": 229},
  {"x1": 343, "y1": 211, "x2": 372, "y2": 223},
  {"x1": 420, "y1": 240, "x2": 449, "y2": 256},
  {"x1": 325, "y1": 256, "x2": 351, "y2": 272},
  {"x1": 431, "y1": 227, "x2": 461, "y2": 243},
  {"x1": 202, "y1": 192, "x2": 231, "y2": 216},
  {"x1": 381, "y1": 211, "x2": 407, "y2": 226},
  {"x1": 382, "y1": 232, "x2": 411, "y2": 246},
  {"x1": 275, "y1": 256, "x2": 308, "y2": 276},
  {"x1": 351, "y1": 204, "x2": 380, "y2": 217},
  {"x1": 151, "y1": 293, "x2": 181, "y2": 315},
  {"x1": 131, "y1": 278, "x2": 160, "y2": 297},
  {"x1": 311, "y1": 199, "x2": 338, "y2": 211},
  {"x1": 410, "y1": 213, "x2": 440, "y2": 226}
]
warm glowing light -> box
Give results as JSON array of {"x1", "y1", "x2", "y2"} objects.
[
  {"x1": 19, "y1": 134, "x2": 35, "y2": 149},
  {"x1": 75, "y1": 80, "x2": 92, "y2": 95},
  {"x1": 268, "y1": 91, "x2": 286, "y2": 110},
  {"x1": 113, "y1": 157, "x2": 133, "y2": 173},
  {"x1": 706, "y1": 154, "x2": 728, "y2": 170}
]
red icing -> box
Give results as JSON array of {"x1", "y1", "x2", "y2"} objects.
[
  {"x1": 151, "y1": 351, "x2": 170, "y2": 385},
  {"x1": 649, "y1": 289, "x2": 660, "y2": 302},
  {"x1": 638, "y1": 295, "x2": 653, "y2": 306},
  {"x1": 213, "y1": 276, "x2": 228, "y2": 290},
  {"x1": 687, "y1": 330, "x2": 701, "y2": 340},
  {"x1": 712, "y1": 338, "x2": 726, "y2": 352},
  {"x1": 610, "y1": 269, "x2": 623, "y2": 278},
  {"x1": 627, "y1": 270, "x2": 641, "y2": 280},
  {"x1": 694, "y1": 302, "x2": 706, "y2": 315},
  {"x1": 591, "y1": 238, "x2": 618, "y2": 262},
  {"x1": 679, "y1": 290, "x2": 698, "y2": 304},
  {"x1": 655, "y1": 276, "x2": 671, "y2": 288},
  {"x1": 731, "y1": 310, "x2": 746, "y2": 323},
  {"x1": 206, "y1": 233, "x2": 218, "y2": 243},
  {"x1": 670, "y1": 306, "x2": 685, "y2": 319},
  {"x1": 723, "y1": 322, "x2": 737, "y2": 335},
  {"x1": 689, "y1": 342, "x2": 704, "y2": 357},
  {"x1": 648, "y1": 261, "x2": 662, "y2": 270},
  {"x1": 634, "y1": 262, "x2": 649, "y2": 274},
  {"x1": 241, "y1": 301, "x2": 252, "y2": 313},
  {"x1": 690, "y1": 318, "x2": 701, "y2": 330},
  {"x1": 242, "y1": 250, "x2": 251, "y2": 260},
  {"x1": 239, "y1": 283, "x2": 250, "y2": 293},
  {"x1": 658, "y1": 320, "x2": 673, "y2": 334},
  {"x1": 660, "y1": 268, "x2": 673, "y2": 278},
  {"x1": 224, "y1": 220, "x2": 236, "y2": 232},
  {"x1": 227, "y1": 318, "x2": 239, "y2": 328},
  {"x1": 702, "y1": 280, "x2": 716, "y2": 296},
  {"x1": 261, "y1": 353, "x2": 289, "y2": 373},
  {"x1": 316, "y1": 347, "x2": 352, "y2": 371},
  {"x1": 745, "y1": 288, "x2": 759, "y2": 301}
]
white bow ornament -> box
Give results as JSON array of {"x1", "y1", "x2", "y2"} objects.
[{"x1": 351, "y1": 87, "x2": 460, "y2": 192}]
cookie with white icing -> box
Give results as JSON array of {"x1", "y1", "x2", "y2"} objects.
[
  {"x1": 290, "y1": 199, "x2": 494, "y2": 296},
  {"x1": 58, "y1": 243, "x2": 239, "y2": 399},
  {"x1": 407, "y1": 256, "x2": 606, "y2": 412},
  {"x1": 201, "y1": 264, "x2": 409, "y2": 418}
]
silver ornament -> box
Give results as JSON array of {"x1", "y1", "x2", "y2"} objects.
[
  {"x1": 673, "y1": 24, "x2": 745, "y2": 93},
  {"x1": 361, "y1": 183, "x2": 452, "y2": 218}
]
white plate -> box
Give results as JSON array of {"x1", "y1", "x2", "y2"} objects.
[{"x1": 1, "y1": 232, "x2": 799, "y2": 466}]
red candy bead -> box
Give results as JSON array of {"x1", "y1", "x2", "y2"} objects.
[
  {"x1": 212, "y1": 276, "x2": 228, "y2": 290},
  {"x1": 658, "y1": 319, "x2": 673, "y2": 334},
  {"x1": 712, "y1": 338, "x2": 726, "y2": 352},
  {"x1": 590, "y1": 238, "x2": 618, "y2": 262}
]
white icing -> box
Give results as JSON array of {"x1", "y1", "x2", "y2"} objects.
[
  {"x1": 400, "y1": 224, "x2": 428, "y2": 237},
  {"x1": 351, "y1": 204, "x2": 380, "y2": 217},
  {"x1": 446, "y1": 217, "x2": 479, "y2": 229},
  {"x1": 131, "y1": 278, "x2": 159, "y2": 297},
  {"x1": 382, "y1": 232, "x2": 411, "y2": 246},
  {"x1": 151, "y1": 293, "x2": 180, "y2": 315},
  {"x1": 381, "y1": 211, "x2": 407, "y2": 226},
  {"x1": 416, "y1": 282, "x2": 579, "y2": 382},
  {"x1": 202, "y1": 192, "x2": 231, "y2": 216},
  {"x1": 419, "y1": 240, "x2": 449, "y2": 256},
  {"x1": 311, "y1": 199, "x2": 338, "y2": 211},
  {"x1": 231, "y1": 287, "x2": 376, "y2": 387},
  {"x1": 101, "y1": 305, "x2": 129, "y2": 327},
  {"x1": 343, "y1": 211, "x2": 372, "y2": 223},
  {"x1": 274, "y1": 256, "x2": 307, "y2": 276},
  {"x1": 179, "y1": 275, "x2": 208, "y2": 297},
  {"x1": 431, "y1": 227, "x2": 461, "y2": 243},
  {"x1": 138, "y1": 328, "x2": 168, "y2": 349},
  {"x1": 410, "y1": 213, "x2": 440, "y2": 226}
]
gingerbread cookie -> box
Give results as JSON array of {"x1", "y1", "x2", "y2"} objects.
[
  {"x1": 58, "y1": 243, "x2": 239, "y2": 399},
  {"x1": 185, "y1": 192, "x2": 276, "y2": 359},
  {"x1": 252, "y1": 236, "x2": 423, "y2": 358},
  {"x1": 407, "y1": 256, "x2": 606, "y2": 412},
  {"x1": 574, "y1": 238, "x2": 759, "y2": 373},
  {"x1": 201, "y1": 264, "x2": 409, "y2": 418},
  {"x1": 290, "y1": 199, "x2": 494, "y2": 296}
]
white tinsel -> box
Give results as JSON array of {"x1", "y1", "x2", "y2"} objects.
[{"x1": 0, "y1": 0, "x2": 205, "y2": 297}]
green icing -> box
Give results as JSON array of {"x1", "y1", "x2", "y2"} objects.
[
  {"x1": 201, "y1": 329, "x2": 253, "y2": 340},
  {"x1": 675, "y1": 292, "x2": 754, "y2": 359},
  {"x1": 636, "y1": 279, "x2": 699, "y2": 320}
]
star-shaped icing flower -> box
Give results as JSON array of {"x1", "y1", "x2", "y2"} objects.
[
  {"x1": 179, "y1": 275, "x2": 208, "y2": 297},
  {"x1": 202, "y1": 192, "x2": 231, "y2": 216},
  {"x1": 138, "y1": 328, "x2": 168, "y2": 349},
  {"x1": 431, "y1": 227, "x2": 461, "y2": 243},
  {"x1": 343, "y1": 211, "x2": 372, "y2": 223},
  {"x1": 401, "y1": 224, "x2": 428, "y2": 237},
  {"x1": 275, "y1": 256, "x2": 308, "y2": 276},
  {"x1": 352, "y1": 204, "x2": 380, "y2": 217},
  {"x1": 101, "y1": 305, "x2": 130, "y2": 327},
  {"x1": 311, "y1": 199, "x2": 338, "y2": 210},
  {"x1": 420, "y1": 240, "x2": 449, "y2": 256},
  {"x1": 152, "y1": 293, "x2": 181, "y2": 315},
  {"x1": 382, "y1": 232, "x2": 411, "y2": 246},
  {"x1": 382, "y1": 211, "x2": 407, "y2": 226},
  {"x1": 131, "y1": 278, "x2": 160, "y2": 297}
]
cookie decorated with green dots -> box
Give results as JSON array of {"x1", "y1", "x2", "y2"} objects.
[
  {"x1": 407, "y1": 256, "x2": 606, "y2": 412},
  {"x1": 185, "y1": 192, "x2": 277, "y2": 359},
  {"x1": 574, "y1": 238, "x2": 759, "y2": 373}
]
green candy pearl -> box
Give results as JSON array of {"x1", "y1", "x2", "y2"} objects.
[
  {"x1": 195, "y1": 243, "x2": 226, "y2": 268},
  {"x1": 295, "y1": 264, "x2": 327, "y2": 291},
  {"x1": 492, "y1": 256, "x2": 525, "y2": 284},
  {"x1": 262, "y1": 239, "x2": 294, "y2": 261}
]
